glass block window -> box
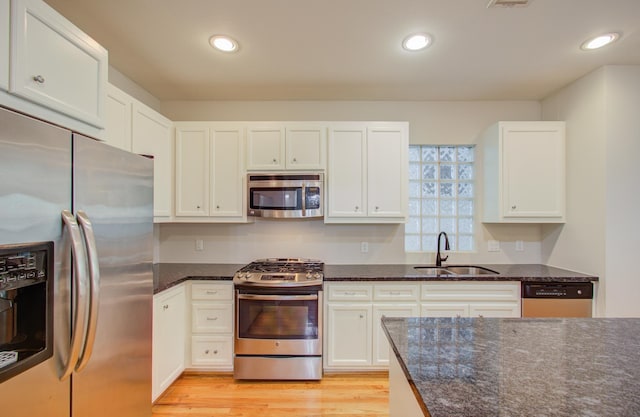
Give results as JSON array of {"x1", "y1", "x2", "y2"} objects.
[{"x1": 405, "y1": 145, "x2": 475, "y2": 252}]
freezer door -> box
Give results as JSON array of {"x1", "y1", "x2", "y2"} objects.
[
  {"x1": 72, "y1": 134, "x2": 153, "y2": 417},
  {"x1": 0, "y1": 106, "x2": 71, "y2": 417}
]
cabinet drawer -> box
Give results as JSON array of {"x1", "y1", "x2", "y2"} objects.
[
  {"x1": 421, "y1": 282, "x2": 520, "y2": 302},
  {"x1": 192, "y1": 302, "x2": 233, "y2": 333},
  {"x1": 191, "y1": 282, "x2": 233, "y2": 301},
  {"x1": 191, "y1": 335, "x2": 233, "y2": 366},
  {"x1": 373, "y1": 284, "x2": 419, "y2": 301},
  {"x1": 326, "y1": 284, "x2": 373, "y2": 301}
]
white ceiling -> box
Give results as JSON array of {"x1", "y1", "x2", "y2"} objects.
[{"x1": 43, "y1": 0, "x2": 640, "y2": 101}]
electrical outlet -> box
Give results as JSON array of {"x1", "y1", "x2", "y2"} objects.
[
  {"x1": 488, "y1": 240, "x2": 500, "y2": 252},
  {"x1": 515, "y1": 240, "x2": 524, "y2": 251},
  {"x1": 360, "y1": 242, "x2": 369, "y2": 253},
  {"x1": 195, "y1": 239, "x2": 204, "y2": 251}
]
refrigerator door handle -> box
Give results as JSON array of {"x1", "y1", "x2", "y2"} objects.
[
  {"x1": 60, "y1": 210, "x2": 89, "y2": 380},
  {"x1": 75, "y1": 210, "x2": 100, "y2": 372}
]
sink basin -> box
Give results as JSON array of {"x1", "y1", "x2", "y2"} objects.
[
  {"x1": 413, "y1": 265, "x2": 499, "y2": 276},
  {"x1": 413, "y1": 266, "x2": 455, "y2": 276}
]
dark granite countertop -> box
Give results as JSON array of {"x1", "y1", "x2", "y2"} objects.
[
  {"x1": 324, "y1": 264, "x2": 598, "y2": 282},
  {"x1": 154, "y1": 263, "x2": 598, "y2": 294},
  {"x1": 382, "y1": 316, "x2": 640, "y2": 417},
  {"x1": 153, "y1": 263, "x2": 242, "y2": 294}
]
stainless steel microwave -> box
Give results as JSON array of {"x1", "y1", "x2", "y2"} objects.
[{"x1": 247, "y1": 173, "x2": 324, "y2": 219}]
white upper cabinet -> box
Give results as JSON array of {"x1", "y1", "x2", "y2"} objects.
[
  {"x1": 0, "y1": 0, "x2": 9, "y2": 91},
  {"x1": 105, "y1": 84, "x2": 132, "y2": 152},
  {"x1": 175, "y1": 125, "x2": 210, "y2": 217},
  {"x1": 210, "y1": 125, "x2": 244, "y2": 218},
  {"x1": 132, "y1": 102, "x2": 173, "y2": 219},
  {"x1": 174, "y1": 122, "x2": 247, "y2": 222},
  {"x1": 9, "y1": 0, "x2": 107, "y2": 129},
  {"x1": 482, "y1": 121, "x2": 566, "y2": 223},
  {"x1": 104, "y1": 84, "x2": 173, "y2": 220},
  {"x1": 246, "y1": 122, "x2": 326, "y2": 170},
  {"x1": 326, "y1": 122, "x2": 408, "y2": 223}
]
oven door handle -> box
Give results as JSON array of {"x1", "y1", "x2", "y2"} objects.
[{"x1": 237, "y1": 294, "x2": 318, "y2": 301}]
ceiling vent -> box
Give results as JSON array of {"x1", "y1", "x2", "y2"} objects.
[{"x1": 487, "y1": 0, "x2": 531, "y2": 7}]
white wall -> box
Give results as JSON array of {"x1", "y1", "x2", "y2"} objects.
[
  {"x1": 159, "y1": 100, "x2": 544, "y2": 265},
  {"x1": 541, "y1": 65, "x2": 640, "y2": 317}
]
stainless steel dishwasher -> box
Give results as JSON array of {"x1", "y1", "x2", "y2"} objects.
[{"x1": 521, "y1": 282, "x2": 593, "y2": 317}]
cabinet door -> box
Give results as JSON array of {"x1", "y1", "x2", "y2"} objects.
[
  {"x1": 372, "y1": 304, "x2": 419, "y2": 366},
  {"x1": 501, "y1": 122, "x2": 565, "y2": 219},
  {"x1": 246, "y1": 124, "x2": 285, "y2": 170},
  {"x1": 421, "y1": 303, "x2": 469, "y2": 318},
  {"x1": 152, "y1": 285, "x2": 186, "y2": 401},
  {"x1": 132, "y1": 103, "x2": 173, "y2": 218},
  {"x1": 104, "y1": 84, "x2": 132, "y2": 151},
  {"x1": 211, "y1": 126, "x2": 244, "y2": 218},
  {"x1": 0, "y1": 0, "x2": 9, "y2": 91},
  {"x1": 10, "y1": 0, "x2": 107, "y2": 128},
  {"x1": 469, "y1": 302, "x2": 520, "y2": 318},
  {"x1": 367, "y1": 125, "x2": 407, "y2": 218},
  {"x1": 285, "y1": 125, "x2": 325, "y2": 169},
  {"x1": 326, "y1": 125, "x2": 366, "y2": 218},
  {"x1": 326, "y1": 303, "x2": 372, "y2": 367},
  {"x1": 175, "y1": 126, "x2": 209, "y2": 216}
]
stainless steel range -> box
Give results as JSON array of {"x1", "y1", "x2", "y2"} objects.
[{"x1": 233, "y1": 259, "x2": 323, "y2": 380}]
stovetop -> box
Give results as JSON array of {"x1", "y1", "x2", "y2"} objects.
[{"x1": 233, "y1": 258, "x2": 324, "y2": 287}]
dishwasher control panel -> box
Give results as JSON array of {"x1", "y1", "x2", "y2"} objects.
[{"x1": 522, "y1": 282, "x2": 593, "y2": 299}]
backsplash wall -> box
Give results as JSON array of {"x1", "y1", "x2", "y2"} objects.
[{"x1": 158, "y1": 221, "x2": 543, "y2": 265}]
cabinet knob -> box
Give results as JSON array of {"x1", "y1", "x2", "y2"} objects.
[
  {"x1": 216, "y1": 205, "x2": 220, "y2": 209},
  {"x1": 375, "y1": 206, "x2": 379, "y2": 211},
  {"x1": 272, "y1": 158, "x2": 277, "y2": 163},
  {"x1": 196, "y1": 205, "x2": 201, "y2": 209},
  {"x1": 511, "y1": 205, "x2": 517, "y2": 210},
  {"x1": 213, "y1": 350, "x2": 218, "y2": 355},
  {"x1": 354, "y1": 206, "x2": 359, "y2": 212},
  {"x1": 163, "y1": 304, "x2": 169, "y2": 310},
  {"x1": 33, "y1": 75, "x2": 45, "y2": 84},
  {"x1": 359, "y1": 314, "x2": 364, "y2": 319},
  {"x1": 292, "y1": 157, "x2": 297, "y2": 163},
  {"x1": 205, "y1": 349, "x2": 209, "y2": 354}
]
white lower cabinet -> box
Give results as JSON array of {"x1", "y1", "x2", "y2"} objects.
[
  {"x1": 324, "y1": 281, "x2": 521, "y2": 371},
  {"x1": 188, "y1": 281, "x2": 234, "y2": 371},
  {"x1": 152, "y1": 283, "x2": 186, "y2": 401}
]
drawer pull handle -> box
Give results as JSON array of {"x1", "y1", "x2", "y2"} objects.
[
  {"x1": 33, "y1": 75, "x2": 45, "y2": 84},
  {"x1": 206, "y1": 317, "x2": 218, "y2": 321},
  {"x1": 214, "y1": 350, "x2": 218, "y2": 355},
  {"x1": 206, "y1": 290, "x2": 218, "y2": 294}
]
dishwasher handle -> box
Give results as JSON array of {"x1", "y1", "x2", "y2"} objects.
[{"x1": 522, "y1": 282, "x2": 593, "y2": 299}]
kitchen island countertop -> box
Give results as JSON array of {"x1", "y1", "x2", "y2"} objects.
[{"x1": 382, "y1": 316, "x2": 640, "y2": 417}]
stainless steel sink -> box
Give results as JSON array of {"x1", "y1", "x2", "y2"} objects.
[
  {"x1": 413, "y1": 265, "x2": 499, "y2": 276},
  {"x1": 443, "y1": 266, "x2": 499, "y2": 275},
  {"x1": 413, "y1": 266, "x2": 455, "y2": 275}
]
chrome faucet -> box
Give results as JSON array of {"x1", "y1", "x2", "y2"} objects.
[{"x1": 436, "y1": 231, "x2": 450, "y2": 267}]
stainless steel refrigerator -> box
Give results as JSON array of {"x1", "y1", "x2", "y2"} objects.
[{"x1": 0, "y1": 106, "x2": 153, "y2": 417}]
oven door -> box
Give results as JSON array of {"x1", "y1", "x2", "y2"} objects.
[{"x1": 235, "y1": 292, "x2": 322, "y2": 355}]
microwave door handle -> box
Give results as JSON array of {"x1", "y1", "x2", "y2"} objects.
[
  {"x1": 60, "y1": 210, "x2": 89, "y2": 381},
  {"x1": 74, "y1": 210, "x2": 100, "y2": 372},
  {"x1": 301, "y1": 186, "x2": 306, "y2": 217}
]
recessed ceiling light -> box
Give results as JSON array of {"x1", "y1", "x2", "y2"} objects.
[
  {"x1": 209, "y1": 35, "x2": 239, "y2": 52},
  {"x1": 402, "y1": 33, "x2": 432, "y2": 52},
  {"x1": 580, "y1": 32, "x2": 620, "y2": 51}
]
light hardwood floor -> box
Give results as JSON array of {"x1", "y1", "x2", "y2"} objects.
[{"x1": 152, "y1": 372, "x2": 390, "y2": 417}]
